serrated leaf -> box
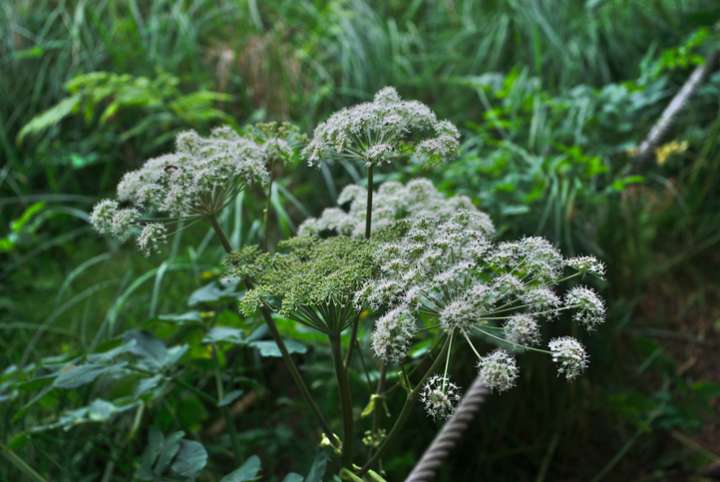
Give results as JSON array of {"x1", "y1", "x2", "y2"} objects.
[
  {"x1": 204, "y1": 327, "x2": 245, "y2": 345},
  {"x1": 188, "y1": 280, "x2": 239, "y2": 306},
  {"x1": 171, "y1": 440, "x2": 208, "y2": 478},
  {"x1": 124, "y1": 331, "x2": 187, "y2": 369},
  {"x1": 220, "y1": 454, "x2": 261, "y2": 482},
  {"x1": 134, "y1": 375, "x2": 164, "y2": 399},
  {"x1": 159, "y1": 311, "x2": 202, "y2": 324},
  {"x1": 155, "y1": 431, "x2": 184, "y2": 475},
  {"x1": 53, "y1": 362, "x2": 125, "y2": 389},
  {"x1": 137, "y1": 428, "x2": 164, "y2": 480},
  {"x1": 30, "y1": 399, "x2": 135, "y2": 433},
  {"x1": 249, "y1": 340, "x2": 306, "y2": 358}
]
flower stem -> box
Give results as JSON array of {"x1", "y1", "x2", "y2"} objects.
[
  {"x1": 331, "y1": 333, "x2": 355, "y2": 467},
  {"x1": 208, "y1": 215, "x2": 233, "y2": 253},
  {"x1": 263, "y1": 179, "x2": 273, "y2": 251},
  {"x1": 365, "y1": 164, "x2": 374, "y2": 239},
  {"x1": 360, "y1": 336, "x2": 451, "y2": 474}
]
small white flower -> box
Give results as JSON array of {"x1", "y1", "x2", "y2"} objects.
[
  {"x1": 90, "y1": 199, "x2": 119, "y2": 235},
  {"x1": 565, "y1": 286, "x2": 605, "y2": 330},
  {"x1": 549, "y1": 337, "x2": 588, "y2": 380},
  {"x1": 371, "y1": 306, "x2": 417, "y2": 363},
  {"x1": 478, "y1": 349, "x2": 519, "y2": 392},
  {"x1": 522, "y1": 288, "x2": 561, "y2": 319},
  {"x1": 137, "y1": 223, "x2": 168, "y2": 256},
  {"x1": 420, "y1": 375, "x2": 461, "y2": 421},
  {"x1": 566, "y1": 256, "x2": 606, "y2": 279},
  {"x1": 110, "y1": 208, "x2": 140, "y2": 241},
  {"x1": 504, "y1": 314, "x2": 541, "y2": 346}
]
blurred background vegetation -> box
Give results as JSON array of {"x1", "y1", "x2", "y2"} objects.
[{"x1": 2, "y1": 0, "x2": 720, "y2": 481}]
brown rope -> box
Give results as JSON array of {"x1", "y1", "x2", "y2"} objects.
[{"x1": 404, "y1": 376, "x2": 488, "y2": 482}]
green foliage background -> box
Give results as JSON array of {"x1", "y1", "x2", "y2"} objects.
[{"x1": 2, "y1": 1, "x2": 720, "y2": 481}]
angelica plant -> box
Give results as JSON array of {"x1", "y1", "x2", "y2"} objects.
[{"x1": 83, "y1": 87, "x2": 607, "y2": 480}]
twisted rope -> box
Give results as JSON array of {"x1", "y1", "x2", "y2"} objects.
[{"x1": 404, "y1": 376, "x2": 488, "y2": 482}]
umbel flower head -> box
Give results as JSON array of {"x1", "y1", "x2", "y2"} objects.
[
  {"x1": 244, "y1": 121, "x2": 306, "y2": 171},
  {"x1": 303, "y1": 87, "x2": 460, "y2": 167},
  {"x1": 320, "y1": 179, "x2": 608, "y2": 417},
  {"x1": 298, "y1": 178, "x2": 494, "y2": 239},
  {"x1": 90, "y1": 126, "x2": 268, "y2": 254},
  {"x1": 420, "y1": 375, "x2": 462, "y2": 421},
  {"x1": 229, "y1": 236, "x2": 376, "y2": 334}
]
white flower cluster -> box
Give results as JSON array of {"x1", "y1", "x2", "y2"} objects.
[
  {"x1": 477, "y1": 350, "x2": 519, "y2": 392},
  {"x1": 335, "y1": 179, "x2": 606, "y2": 416},
  {"x1": 303, "y1": 87, "x2": 460, "y2": 167},
  {"x1": 298, "y1": 178, "x2": 495, "y2": 239},
  {"x1": 420, "y1": 375, "x2": 462, "y2": 421},
  {"x1": 90, "y1": 127, "x2": 268, "y2": 254},
  {"x1": 549, "y1": 337, "x2": 589, "y2": 380}
]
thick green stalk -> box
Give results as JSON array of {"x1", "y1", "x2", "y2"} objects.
[
  {"x1": 365, "y1": 164, "x2": 374, "y2": 239},
  {"x1": 331, "y1": 333, "x2": 355, "y2": 467},
  {"x1": 360, "y1": 337, "x2": 450, "y2": 474},
  {"x1": 344, "y1": 313, "x2": 361, "y2": 369},
  {"x1": 208, "y1": 215, "x2": 233, "y2": 253}
]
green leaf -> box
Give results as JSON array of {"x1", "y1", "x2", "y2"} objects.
[
  {"x1": 188, "y1": 281, "x2": 240, "y2": 306},
  {"x1": 203, "y1": 327, "x2": 245, "y2": 345},
  {"x1": 53, "y1": 362, "x2": 125, "y2": 389},
  {"x1": 155, "y1": 431, "x2": 184, "y2": 475},
  {"x1": 137, "y1": 428, "x2": 164, "y2": 480},
  {"x1": 159, "y1": 311, "x2": 202, "y2": 324},
  {"x1": 134, "y1": 375, "x2": 164, "y2": 399},
  {"x1": 220, "y1": 455, "x2": 262, "y2": 482},
  {"x1": 171, "y1": 440, "x2": 208, "y2": 478},
  {"x1": 31, "y1": 399, "x2": 135, "y2": 433},
  {"x1": 17, "y1": 95, "x2": 81, "y2": 142},
  {"x1": 138, "y1": 429, "x2": 207, "y2": 480},
  {"x1": 123, "y1": 331, "x2": 188, "y2": 369},
  {"x1": 249, "y1": 340, "x2": 307, "y2": 358}
]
